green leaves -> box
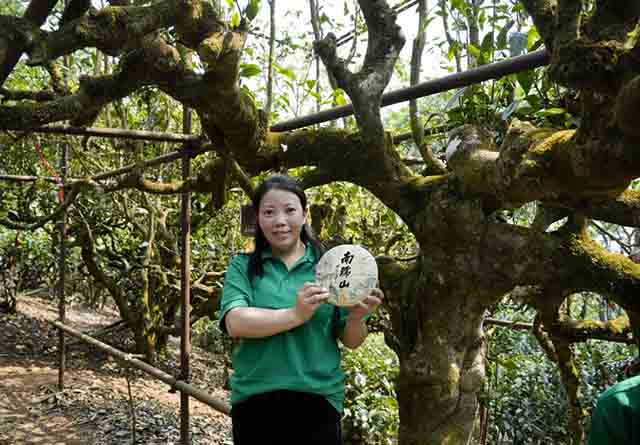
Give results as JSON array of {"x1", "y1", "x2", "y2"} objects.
[
  {"x1": 496, "y1": 21, "x2": 514, "y2": 50},
  {"x1": 527, "y1": 27, "x2": 542, "y2": 51},
  {"x1": 536, "y1": 107, "x2": 567, "y2": 117},
  {"x1": 245, "y1": 0, "x2": 261, "y2": 22},
  {"x1": 343, "y1": 334, "x2": 399, "y2": 443},
  {"x1": 516, "y1": 70, "x2": 535, "y2": 96},
  {"x1": 240, "y1": 63, "x2": 261, "y2": 78},
  {"x1": 333, "y1": 88, "x2": 347, "y2": 106},
  {"x1": 274, "y1": 63, "x2": 296, "y2": 81},
  {"x1": 231, "y1": 10, "x2": 241, "y2": 28}
]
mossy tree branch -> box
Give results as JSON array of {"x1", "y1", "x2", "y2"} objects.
[
  {"x1": 313, "y1": 0, "x2": 406, "y2": 184},
  {"x1": 263, "y1": 128, "x2": 414, "y2": 215},
  {"x1": 552, "y1": 315, "x2": 632, "y2": 343},
  {"x1": 78, "y1": 218, "x2": 132, "y2": 325},
  {"x1": 533, "y1": 309, "x2": 585, "y2": 445},
  {"x1": 546, "y1": 190, "x2": 640, "y2": 228},
  {"x1": 521, "y1": 0, "x2": 640, "y2": 93},
  {"x1": 519, "y1": 0, "x2": 555, "y2": 49},
  {"x1": 0, "y1": 87, "x2": 57, "y2": 101},
  {"x1": 0, "y1": 46, "x2": 155, "y2": 129},
  {"x1": 0, "y1": 0, "x2": 58, "y2": 86},
  {"x1": 445, "y1": 120, "x2": 640, "y2": 211},
  {"x1": 16, "y1": 0, "x2": 221, "y2": 65},
  {"x1": 0, "y1": 0, "x2": 262, "y2": 162},
  {"x1": 0, "y1": 184, "x2": 83, "y2": 230}
]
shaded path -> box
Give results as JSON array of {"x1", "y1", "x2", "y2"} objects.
[{"x1": 0, "y1": 295, "x2": 232, "y2": 444}]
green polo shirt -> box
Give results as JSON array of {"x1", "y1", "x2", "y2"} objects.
[
  {"x1": 219, "y1": 244, "x2": 349, "y2": 412},
  {"x1": 588, "y1": 375, "x2": 640, "y2": 445}
]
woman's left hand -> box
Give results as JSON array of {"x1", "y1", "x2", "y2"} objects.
[{"x1": 347, "y1": 288, "x2": 384, "y2": 321}]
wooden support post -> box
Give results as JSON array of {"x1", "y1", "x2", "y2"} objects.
[
  {"x1": 180, "y1": 106, "x2": 193, "y2": 445},
  {"x1": 57, "y1": 142, "x2": 68, "y2": 391}
]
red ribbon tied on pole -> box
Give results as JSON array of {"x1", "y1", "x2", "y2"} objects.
[{"x1": 35, "y1": 142, "x2": 65, "y2": 203}]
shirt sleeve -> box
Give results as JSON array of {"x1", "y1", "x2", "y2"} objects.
[
  {"x1": 219, "y1": 255, "x2": 252, "y2": 334},
  {"x1": 588, "y1": 392, "x2": 627, "y2": 445}
]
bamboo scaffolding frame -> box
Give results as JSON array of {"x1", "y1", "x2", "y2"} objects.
[
  {"x1": 57, "y1": 143, "x2": 68, "y2": 390},
  {"x1": 2, "y1": 51, "x2": 550, "y2": 140},
  {"x1": 179, "y1": 106, "x2": 193, "y2": 444},
  {"x1": 271, "y1": 50, "x2": 550, "y2": 132},
  {"x1": 50, "y1": 320, "x2": 231, "y2": 415},
  {"x1": 23, "y1": 125, "x2": 202, "y2": 143},
  {"x1": 0, "y1": 145, "x2": 214, "y2": 184}
]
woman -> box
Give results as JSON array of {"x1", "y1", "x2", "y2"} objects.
[
  {"x1": 588, "y1": 357, "x2": 640, "y2": 445},
  {"x1": 219, "y1": 175, "x2": 383, "y2": 445}
]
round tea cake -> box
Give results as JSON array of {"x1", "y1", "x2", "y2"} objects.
[{"x1": 315, "y1": 244, "x2": 378, "y2": 307}]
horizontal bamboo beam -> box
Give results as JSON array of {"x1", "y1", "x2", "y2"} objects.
[
  {"x1": 21, "y1": 125, "x2": 202, "y2": 143},
  {"x1": 50, "y1": 319, "x2": 231, "y2": 416},
  {"x1": 2, "y1": 52, "x2": 548, "y2": 140},
  {"x1": 0, "y1": 145, "x2": 215, "y2": 184},
  {"x1": 0, "y1": 174, "x2": 59, "y2": 183},
  {"x1": 271, "y1": 50, "x2": 550, "y2": 132},
  {"x1": 93, "y1": 143, "x2": 214, "y2": 181},
  {"x1": 483, "y1": 317, "x2": 635, "y2": 344},
  {"x1": 484, "y1": 318, "x2": 533, "y2": 331}
]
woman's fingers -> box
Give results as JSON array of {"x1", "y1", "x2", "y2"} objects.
[
  {"x1": 370, "y1": 288, "x2": 384, "y2": 300},
  {"x1": 300, "y1": 282, "x2": 329, "y2": 305},
  {"x1": 304, "y1": 290, "x2": 329, "y2": 304},
  {"x1": 310, "y1": 293, "x2": 329, "y2": 304}
]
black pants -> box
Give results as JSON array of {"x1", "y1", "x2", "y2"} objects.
[{"x1": 231, "y1": 390, "x2": 343, "y2": 445}]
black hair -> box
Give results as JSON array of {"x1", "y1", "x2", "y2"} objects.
[{"x1": 247, "y1": 174, "x2": 324, "y2": 281}]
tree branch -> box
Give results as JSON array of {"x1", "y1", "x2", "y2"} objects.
[
  {"x1": 0, "y1": 87, "x2": 57, "y2": 101},
  {"x1": 555, "y1": 0, "x2": 582, "y2": 47},
  {"x1": 409, "y1": 0, "x2": 426, "y2": 147},
  {"x1": 551, "y1": 315, "x2": 632, "y2": 343},
  {"x1": 0, "y1": 185, "x2": 81, "y2": 230},
  {"x1": 523, "y1": 0, "x2": 639, "y2": 93},
  {"x1": 78, "y1": 216, "x2": 132, "y2": 324},
  {"x1": 551, "y1": 189, "x2": 640, "y2": 228},
  {"x1": 0, "y1": 0, "x2": 58, "y2": 86},
  {"x1": 533, "y1": 307, "x2": 586, "y2": 445},
  {"x1": 24, "y1": 0, "x2": 179, "y2": 64},
  {"x1": 446, "y1": 120, "x2": 640, "y2": 210},
  {"x1": 615, "y1": 75, "x2": 640, "y2": 140},
  {"x1": 0, "y1": 174, "x2": 59, "y2": 183},
  {"x1": 520, "y1": 0, "x2": 555, "y2": 50},
  {"x1": 314, "y1": 0, "x2": 405, "y2": 143},
  {"x1": 0, "y1": 55, "x2": 150, "y2": 129}
]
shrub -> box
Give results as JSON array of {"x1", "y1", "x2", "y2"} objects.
[{"x1": 342, "y1": 333, "x2": 399, "y2": 445}]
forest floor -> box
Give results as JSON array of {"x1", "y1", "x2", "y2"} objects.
[{"x1": 0, "y1": 294, "x2": 232, "y2": 444}]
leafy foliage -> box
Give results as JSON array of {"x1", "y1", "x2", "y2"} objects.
[{"x1": 342, "y1": 333, "x2": 399, "y2": 445}]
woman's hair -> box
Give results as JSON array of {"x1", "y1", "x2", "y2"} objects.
[{"x1": 247, "y1": 174, "x2": 324, "y2": 281}]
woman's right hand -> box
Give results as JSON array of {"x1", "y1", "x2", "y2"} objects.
[{"x1": 293, "y1": 282, "x2": 329, "y2": 323}]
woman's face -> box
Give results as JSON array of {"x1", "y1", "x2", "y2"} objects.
[{"x1": 258, "y1": 189, "x2": 307, "y2": 256}]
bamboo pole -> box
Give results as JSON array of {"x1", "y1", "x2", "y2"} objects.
[
  {"x1": 57, "y1": 142, "x2": 69, "y2": 390},
  {"x1": 4, "y1": 52, "x2": 550, "y2": 138},
  {"x1": 0, "y1": 145, "x2": 213, "y2": 184},
  {"x1": 180, "y1": 106, "x2": 193, "y2": 444},
  {"x1": 270, "y1": 50, "x2": 550, "y2": 132},
  {"x1": 50, "y1": 319, "x2": 231, "y2": 415},
  {"x1": 483, "y1": 318, "x2": 635, "y2": 344},
  {"x1": 24, "y1": 125, "x2": 201, "y2": 143}
]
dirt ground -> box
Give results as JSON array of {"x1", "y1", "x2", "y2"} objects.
[{"x1": 0, "y1": 294, "x2": 232, "y2": 444}]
